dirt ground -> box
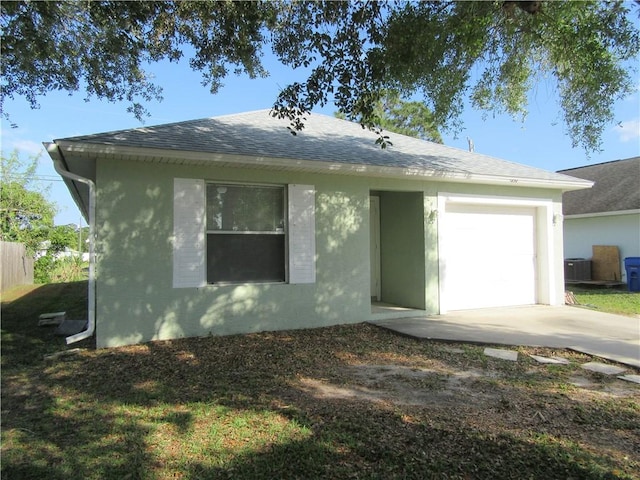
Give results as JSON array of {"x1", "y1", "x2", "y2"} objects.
[{"x1": 298, "y1": 347, "x2": 639, "y2": 408}]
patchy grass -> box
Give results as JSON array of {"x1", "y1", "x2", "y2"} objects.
[
  {"x1": 2, "y1": 282, "x2": 639, "y2": 479},
  {"x1": 571, "y1": 287, "x2": 640, "y2": 317},
  {"x1": 1, "y1": 282, "x2": 92, "y2": 366}
]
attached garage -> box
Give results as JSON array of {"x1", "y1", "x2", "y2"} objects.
[{"x1": 438, "y1": 193, "x2": 556, "y2": 312}]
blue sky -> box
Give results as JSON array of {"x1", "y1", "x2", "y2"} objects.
[{"x1": 2, "y1": 51, "x2": 639, "y2": 226}]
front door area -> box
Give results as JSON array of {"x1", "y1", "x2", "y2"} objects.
[{"x1": 369, "y1": 192, "x2": 426, "y2": 312}]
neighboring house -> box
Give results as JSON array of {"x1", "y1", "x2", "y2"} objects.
[
  {"x1": 45, "y1": 110, "x2": 591, "y2": 348},
  {"x1": 558, "y1": 157, "x2": 640, "y2": 282},
  {"x1": 36, "y1": 241, "x2": 88, "y2": 262}
]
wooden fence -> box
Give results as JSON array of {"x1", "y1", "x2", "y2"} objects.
[{"x1": 1, "y1": 241, "x2": 34, "y2": 292}]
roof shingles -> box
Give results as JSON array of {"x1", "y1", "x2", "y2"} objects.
[
  {"x1": 558, "y1": 157, "x2": 640, "y2": 215},
  {"x1": 58, "y1": 109, "x2": 585, "y2": 185}
]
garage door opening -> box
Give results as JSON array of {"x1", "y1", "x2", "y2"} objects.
[{"x1": 437, "y1": 193, "x2": 558, "y2": 313}]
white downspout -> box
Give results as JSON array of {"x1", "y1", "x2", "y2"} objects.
[{"x1": 45, "y1": 143, "x2": 96, "y2": 344}]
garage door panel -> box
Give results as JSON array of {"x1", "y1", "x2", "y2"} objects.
[{"x1": 443, "y1": 204, "x2": 536, "y2": 310}]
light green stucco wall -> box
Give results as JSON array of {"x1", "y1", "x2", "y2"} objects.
[
  {"x1": 94, "y1": 157, "x2": 564, "y2": 347},
  {"x1": 379, "y1": 191, "x2": 426, "y2": 309},
  {"x1": 95, "y1": 159, "x2": 378, "y2": 347}
]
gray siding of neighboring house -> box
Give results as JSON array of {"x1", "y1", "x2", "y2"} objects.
[{"x1": 560, "y1": 157, "x2": 640, "y2": 281}]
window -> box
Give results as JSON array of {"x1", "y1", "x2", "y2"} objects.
[
  {"x1": 173, "y1": 179, "x2": 315, "y2": 288},
  {"x1": 206, "y1": 183, "x2": 286, "y2": 283}
]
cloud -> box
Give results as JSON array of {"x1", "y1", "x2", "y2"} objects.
[
  {"x1": 10, "y1": 139, "x2": 45, "y2": 156},
  {"x1": 1, "y1": 127, "x2": 45, "y2": 156},
  {"x1": 614, "y1": 119, "x2": 640, "y2": 142}
]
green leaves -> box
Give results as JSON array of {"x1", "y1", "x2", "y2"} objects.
[
  {"x1": 270, "y1": 1, "x2": 385, "y2": 134},
  {"x1": 1, "y1": 1, "x2": 277, "y2": 121},
  {"x1": 0, "y1": 151, "x2": 56, "y2": 254},
  {"x1": 336, "y1": 90, "x2": 442, "y2": 146},
  {"x1": 382, "y1": 1, "x2": 639, "y2": 152},
  {"x1": 376, "y1": 91, "x2": 443, "y2": 143},
  {"x1": 1, "y1": 1, "x2": 638, "y2": 152},
  {"x1": 538, "y1": 1, "x2": 639, "y2": 150}
]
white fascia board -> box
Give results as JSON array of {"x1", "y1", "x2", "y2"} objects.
[
  {"x1": 55, "y1": 141, "x2": 592, "y2": 191},
  {"x1": 45, "y1": 142, "x2": 90, "y2": 221},
  {"x1": 565, "y1": 209, "x2": 640, "y2": 219}
]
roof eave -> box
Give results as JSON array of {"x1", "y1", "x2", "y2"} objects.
[
  {"x1": 55, "y1": 140, "x2": 593, "y2": 191},
  {"x1": 565, "y1": 209, "x2": 640, "y2": 219},
  {"x1": 44, "y1": 142, "x2": 91, "y2": 221}
]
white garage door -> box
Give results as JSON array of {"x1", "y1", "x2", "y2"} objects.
[{"x1": 442, "y1": 203, "x2": 537, "y2": 310}]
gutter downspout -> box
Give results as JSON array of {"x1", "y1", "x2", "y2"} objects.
[{"x1": 45, "y1": 142, "x2": 96, "y2": 344}]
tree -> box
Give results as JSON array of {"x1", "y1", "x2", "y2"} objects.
[
  {"x1": 1, "y1": 1, "x2": 638, "y2": 152},
  {"x1": 0, "y1": 0, "x2": 277, "y2": 120},
  {"x1": 48, "y1": 224, "x2": 80, "y2": 254},
  {"x1": 38, "y1": 224, "x2": 87, "y2": 284},
  {"x1": 336, "y1": 91, "x2": 443, "y2": 144},
  {"x1": 0, "y1": 151, "x2": 56, "y2": 254},
  {"x1": 0, "y1": 151, "x2": 88, "y2": 283},
  {"x1": 377, "y1": 93, "x2": 442, "y2": 144}
]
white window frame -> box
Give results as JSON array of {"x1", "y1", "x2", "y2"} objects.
[
  {"x1": 206, "y1": 181, "x2": 287, "y2": 285},
  {"x1": 173, "y1": 178, "x2": 315, "y2": 288}
]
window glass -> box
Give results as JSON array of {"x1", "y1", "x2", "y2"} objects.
[
  {"x1": 206, "y1": 183, "x2": 286, "y2": 284},
  {"x1": 207, "y1": 234, "x2": 285, "y2": 283},
  {"x1": 206, "y1": 184, "x2": 284, "y2": 232}
]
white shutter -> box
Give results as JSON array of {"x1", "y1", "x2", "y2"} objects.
[
  {"x1": 173, "y1": 178, "x2": 206, "y2": 288},
  {"x1": 288, "y1": 184, "x2": 316, "y2": 284}
]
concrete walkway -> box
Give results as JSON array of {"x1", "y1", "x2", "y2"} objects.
[{"x1": 370, "y1": 305, "x2": 640, "y2": 369}]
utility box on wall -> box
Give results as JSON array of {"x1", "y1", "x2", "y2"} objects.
[{"x1": 564, "y1": 258, "x2": 591, "y2": 282}]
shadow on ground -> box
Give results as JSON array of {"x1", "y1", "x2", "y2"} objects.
[{"x1": 2, "y1": 282, "x2": 638, "y2": 479}]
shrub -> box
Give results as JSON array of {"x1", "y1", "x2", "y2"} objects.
[
  {"x1": 34, "y1": 254, "x2": 88, "y2": 284},
  {"x1": 34, "y1": 254, "x2": 54, "y2": 283},
  {"x1": 50, "y1": 256, "x2": 88, "y2": 283}
]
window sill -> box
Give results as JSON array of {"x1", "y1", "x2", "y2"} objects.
[{"x1": 205, "y1": 280, "x2": 288, "y2": 287}]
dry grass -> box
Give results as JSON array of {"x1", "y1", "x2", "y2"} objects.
[{"x1": 2, "y1": 282, "x2": 639, "y2": 479}]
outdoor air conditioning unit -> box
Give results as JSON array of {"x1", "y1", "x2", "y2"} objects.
[{"x1": 564, "y1": 258, "x2": 591, "y2": 282}]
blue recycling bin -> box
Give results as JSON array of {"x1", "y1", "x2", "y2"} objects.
[{"x1": 624, "y1": 257, "x2": 640, "y2": 292}]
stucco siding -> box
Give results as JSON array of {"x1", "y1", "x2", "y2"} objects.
[
  {"x1": 564, "y1": 213, "x2": 640, "y2": 281},
  {"x1": 95, "y1": 159, "x2": 380, "y2": 347},
  {"x1": 94, "y1": 157, "x2": 565, "y2": 347},
  {"x1": 379, "y1": 191, "x2": 426, "y2": 309}
]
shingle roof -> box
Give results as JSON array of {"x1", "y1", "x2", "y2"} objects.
[
  {"x1": 56, "y1": 109, "x2": 584, "y2": 186},
  {"x1": 558, "y1": 157, "x2": 640, "y2": 215}
]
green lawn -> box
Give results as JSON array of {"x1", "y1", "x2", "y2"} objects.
[
  {"x1": 571, "y1": 287, "x2": 640, "y2": 317},
  {"x1": 2, "y1": 282, "x2": 639, "y2": 479}
]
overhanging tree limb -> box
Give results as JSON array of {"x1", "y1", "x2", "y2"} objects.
[{"x1": 1, "y1": 0, "x2": 638, "y2": 152}]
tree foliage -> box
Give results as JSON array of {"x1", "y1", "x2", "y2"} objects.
[
  {"x1": 0, "y1": 151, "x2": 56, "y2": 254},
  {"x1": 0, "y1": 151, "x2": 87, "y2": 283},
  {"x1": 337, "y1": 91, "x2": 443, "y2": 144},
  {"x1": 48, "y1": 224, "x2": 82, "y2": 254},
  {"x1": 1, "y1": 0, "x2": 278, "y2": 120},
  {"x1": 1, "y1": 1, "x2": 638, "y2": 152}
]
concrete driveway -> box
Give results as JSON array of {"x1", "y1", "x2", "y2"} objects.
[{"x1": 370, "y1": 305, "x2": 640, "y2": 368}]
